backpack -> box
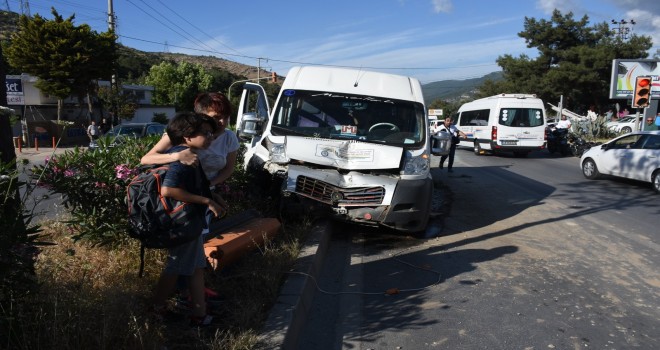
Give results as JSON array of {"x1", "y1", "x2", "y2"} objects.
[{"x1": 126, "y1": 165, "x2": 206, "y2": 276}]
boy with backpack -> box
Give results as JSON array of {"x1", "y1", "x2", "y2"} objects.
[{"x1": 151, "y1": 111, "x2": 223, "y2": 327}]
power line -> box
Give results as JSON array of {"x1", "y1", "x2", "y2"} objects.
[
  {"x1": 154, "y1": 0, "x2": 245, "y2": 57},
  {"x1": 119, "y1": 34, "x2": 499, "y2": 75},
  {"x1": 123, "y1": 0, "x2": 218, "y2": 55}
]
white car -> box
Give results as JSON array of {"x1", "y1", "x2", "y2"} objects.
[
  {"x1": 606, "y1": 115, "x2": 643, "y2": 134},
  {"x1": 580, "y1": 131, "x2": 660, "y2": 193}
]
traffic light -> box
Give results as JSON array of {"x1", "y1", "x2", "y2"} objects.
[
  {"x1": 271, "y1": 72, "x2": 277, "y2": 83},
  {"x1": 632, "y1": 76, "x2": 652, "y2": 108}
]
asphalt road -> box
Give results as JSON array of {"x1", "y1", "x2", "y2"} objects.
[
  {"x1": 15, "y1": 146, "x2": 71, "y2": 223},
  {"x1": 298, "y1": 147, "x2": 659, "y2": 349}
]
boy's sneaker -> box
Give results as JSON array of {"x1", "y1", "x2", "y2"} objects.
[{"x1": 189, "y1": 314, "x2": 214, "y2": 327}]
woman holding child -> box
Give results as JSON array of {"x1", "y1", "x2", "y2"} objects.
[{"x1": 140, "y1": 92, "x2": 240, "y2": 189}]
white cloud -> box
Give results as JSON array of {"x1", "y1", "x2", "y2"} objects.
[
  {"x1": 431, "y1": 0, "x2": 453, "y2": 13},
  {"x1": 536, "y1": 0, "x2": 577, "y2": 15}
]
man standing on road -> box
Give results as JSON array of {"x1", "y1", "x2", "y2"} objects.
[{"x1": 438, "y1": 116, "x2": 466, "y2": 173}]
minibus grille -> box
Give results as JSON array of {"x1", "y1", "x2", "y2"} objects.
[{"x1": 295, "y1": 176, "x2": 385, "y2": 205}]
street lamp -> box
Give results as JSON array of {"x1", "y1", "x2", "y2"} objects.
[{"x1": 611, "y1": 19, "x2": 635, "y2": 40}]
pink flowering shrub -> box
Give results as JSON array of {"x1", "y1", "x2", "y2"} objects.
[
  {"x1": 31, "y1": 137, "x2": 158, "y2": 245},
  {"x1": 31, "y1": 138, "x2": 260, "y2": 245}
]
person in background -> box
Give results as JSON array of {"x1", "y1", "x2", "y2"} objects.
[
  {"x1": 556, "y1": 115, "x2": 571, "y2": 129},
  {"x1": 587, "y1": 105, "x2": 598, "y2": 121},
  {"x1": 643, "y1": 115, "x2": 659, "y2": 131},
  {"x1": 605, "y1": 108, "x2": 614, "y2": 122},
  {"x1": 87, "y1": 120, "x2": 100, "y2": 144},
  {"x1": 437, "y1": 116, "x2": 467, "y2": 173},
  {"x1": 100, "y1": 117, "x2": 111, "y2": 135}
]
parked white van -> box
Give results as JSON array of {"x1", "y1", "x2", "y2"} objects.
[
  {"x1": 429, "y1": 116, "x2": 443, "y2": 134},
  {"x1": 456, "y1": 94, "x2": 547, "y2": 157},
  {"x1": 235, "y1": 66, "x2": 433, "y2": 233}
]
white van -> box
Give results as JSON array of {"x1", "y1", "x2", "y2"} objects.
[
  {"x1": 235, "y1": 66, "x2": 433, "y2": 233},
  {"x1": 429, "y1": 116, "x2": 443, "y2": 134},
  {"x1": 456, "y1": 94, "x2": 547, "y2": 157}
]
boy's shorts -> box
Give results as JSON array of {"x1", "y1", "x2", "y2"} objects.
[{"x1": 163, "y1": 234, "x2": 207, "y2": 276}]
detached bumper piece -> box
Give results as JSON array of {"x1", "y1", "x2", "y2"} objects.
[{"x1": 203, "y1": 213, "x2": 281, "y2": 271}]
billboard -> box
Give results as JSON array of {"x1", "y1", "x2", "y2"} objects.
[
  {"x1": 609, "y1": 59, "x2": 660, "y2": 99},
  {"x1": 5, "y1": 75, "x2": 25, "y2": 105}
]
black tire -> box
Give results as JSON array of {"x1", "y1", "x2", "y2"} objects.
[
  {"x1": 473, "y1": 141, "x2": 482, "y2": 155},
  {"x1": 621, "y1": 126, "x2": 632, "y2": 134},
  {"x1": 582, "y1": 158, "x2": 600, "y2": 179},
  {"x1": 652, "y1": 170, "x2": 660, "y2": 194}
]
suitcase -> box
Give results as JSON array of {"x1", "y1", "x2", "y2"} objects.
[{"x1": 204, "y1": 217, "x2": 281, "y2": 271}]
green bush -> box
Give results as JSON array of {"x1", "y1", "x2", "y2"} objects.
[
  {"x1": 0, "y1": 159, "x2": 45, "y2": 325},
  {"x1": 31, "y1": 136, "x2": 160, "y2": 246}
]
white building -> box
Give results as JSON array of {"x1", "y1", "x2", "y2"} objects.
[{"x1": 5, "y1": 74, "x2": 175, "y2": 145}]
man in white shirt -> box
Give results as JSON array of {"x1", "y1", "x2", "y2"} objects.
[
  {"x1": 87, "y1": 120, "x2": 100, "y2": 143},
  {"x1": 556, "y1": 115, "x2": 571, "y2": 129}
]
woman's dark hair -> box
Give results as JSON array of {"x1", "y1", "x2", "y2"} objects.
[
  {"x1": 166, "y1": 111, "x2": 217, "y2": 145},
  {"x1": 194, "y1": 92, "x2": 232, "y2": 117}
]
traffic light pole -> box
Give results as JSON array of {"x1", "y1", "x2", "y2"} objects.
[
  {"x1": 631, "y1": 76, "x2": 652, "y2": 132},
  {"x1": 634, "y1": 108, "x2": 643, "y2": 132}
]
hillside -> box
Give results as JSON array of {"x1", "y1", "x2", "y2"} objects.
[
  {"x1": 422, "y1": 71, "x2": 503, "y2": 103},
  {"x1": 0, "y1": 10, "x2": 262, "y2": 81}
]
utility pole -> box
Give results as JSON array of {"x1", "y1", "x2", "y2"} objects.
[
  {"x1": 108, "y1": 0, "x2": 118, "y2": 125},
  {"x1": 257, "y1": 58, "x2": 262, "y2": 82},
  {"x1": 611, "y1": 19, "x2": 635, "y2": 40}
]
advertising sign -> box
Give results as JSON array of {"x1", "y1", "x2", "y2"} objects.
[
  {"x1": 5, "y1": 75, "x2": 25, "y2": 105},
  {"x1": 428, "y1": 109, "x2": 443, "y2": 116},
  {"x1": 609, "y1": 59, "x2": 660, "y2": 99}
]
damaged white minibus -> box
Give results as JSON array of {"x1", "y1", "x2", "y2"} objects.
[{"x1": 235, "y1": 66, "x2": 434, "y2": 232}]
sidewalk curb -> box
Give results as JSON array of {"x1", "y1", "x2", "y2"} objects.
[{"x1": 258, "y1": 219, "x2": 332, "y2": 350}]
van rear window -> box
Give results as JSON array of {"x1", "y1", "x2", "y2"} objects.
[
  {"x1": 458, "y1": 109, "x2": 489, "y2": 126},
  {"x1": 499, "y1": 108, "x2": 544, "y2": 127}
]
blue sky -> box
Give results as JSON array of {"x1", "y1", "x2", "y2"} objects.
[{"x1": 5, "y1": 0, "x2": 660, "y2": 84}]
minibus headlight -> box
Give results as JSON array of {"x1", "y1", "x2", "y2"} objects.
[
  {"x1": 403, "y1": 152, "x2": 429, "y2": 175},
  {"x1": 265, "y1": 139, "x2": 288, "y2": 164}
]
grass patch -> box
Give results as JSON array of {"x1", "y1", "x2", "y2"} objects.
[{"x1": 3, "y1": 216, "x2": 312, "y2": 349}]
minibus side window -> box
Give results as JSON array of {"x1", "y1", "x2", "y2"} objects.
[{"x1": 459, "y1": 109, "x2": 489, "y2": 126}]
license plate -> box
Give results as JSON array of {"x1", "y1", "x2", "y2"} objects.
[
  {"x1": 332, "y1": 207, "x2": 348, "y2": 214},
  {"x1": 501, "y1": 140, "x2": 518, "y2": 145}
]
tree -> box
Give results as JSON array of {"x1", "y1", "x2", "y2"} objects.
[
  {"x1": 0, "y1": 44, "x2": 15, "y2": 166},
  {"x1": 477, "y1": 10, "x2": 653, "y2": 113},
  {"x1": 143, "y1": 61, "x2": 213, "y2": 111},
  {"x1": 4, "y1": 8, "x2": 117, "y2": 121},
  {"x1": 427, "y1": 99, "x2": 462, "y2": 119},
  {"x1": 96, "y1": 85, "x2": 138, "y2": 123}
]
